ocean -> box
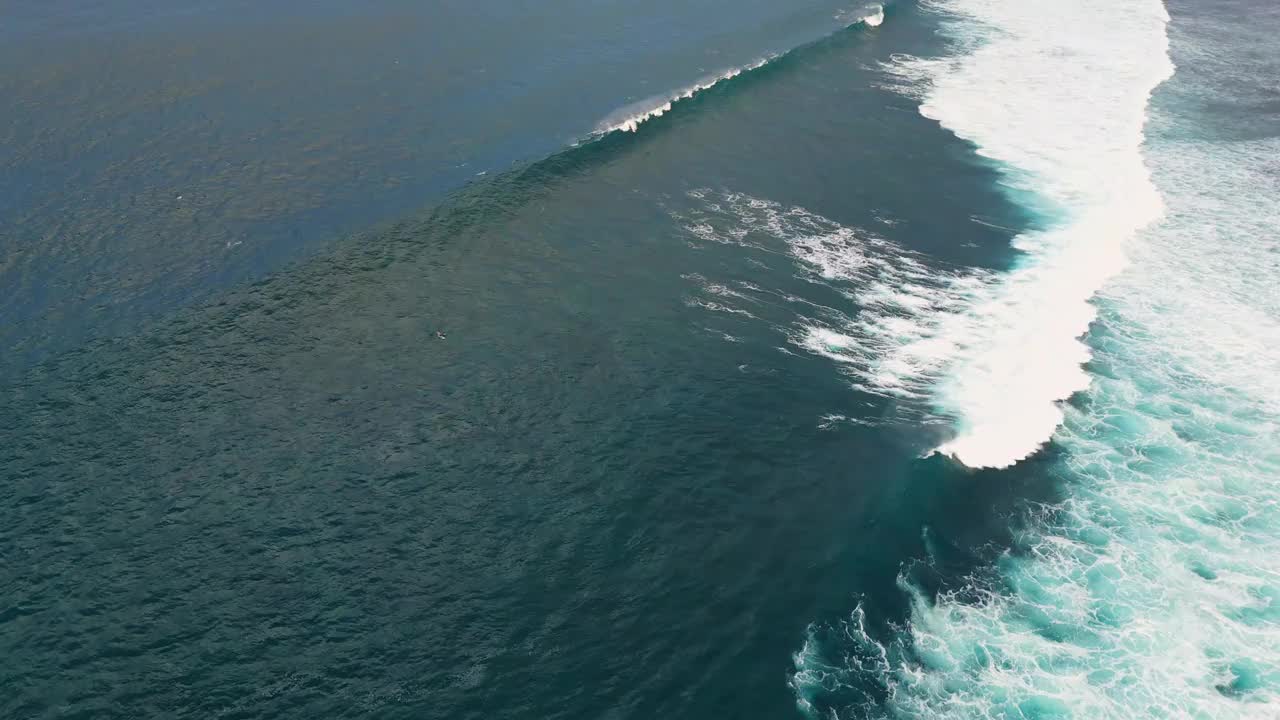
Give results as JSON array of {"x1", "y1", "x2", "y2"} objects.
[{"x1": 2, "y1": 1, "x2": 1277, "y2": 718}]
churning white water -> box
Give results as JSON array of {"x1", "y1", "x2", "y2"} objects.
[{"x1": 794, "y1": 0, "x2": 1280, "y2": 716}]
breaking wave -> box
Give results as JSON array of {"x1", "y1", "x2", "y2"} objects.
[
  {"x1": 669, "y1": 0, "x2": 1174, "y2": 471},
  {"x1": 596, "y1": 4, "x2": 888, "y2": 135},
  {"x1": 597, "y1": 58, "x2": 777, "y2": 134},
  {"x1": 675, "y1": 190, "x2": 994, "y2": 409},
  {"x1": 793, "y1": 0, "x2": 1280, "y2": 716}
]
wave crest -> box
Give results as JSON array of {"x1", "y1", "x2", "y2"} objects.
[
  {"x1": 596, "y1": 4, "x2": 887, "y2": 135},
  {"x1": 596, "y1": 58, "x2": 776, "y2": 134},
  {"x1": 879, "y1": 0, "x2": 1174, "y2": 468}
]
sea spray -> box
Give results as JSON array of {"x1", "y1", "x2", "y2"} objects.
[{"x1": 597, "y1": 58, "x2": 777, "y2": 134}]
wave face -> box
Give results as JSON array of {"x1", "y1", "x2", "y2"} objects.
[{"x1": 794, "y1": 0, "x2": 1280, "y2": 716}]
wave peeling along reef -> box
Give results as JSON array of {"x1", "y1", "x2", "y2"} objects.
[{"x1": 596, "y1": 4, "x2": 887, "y2": 135}]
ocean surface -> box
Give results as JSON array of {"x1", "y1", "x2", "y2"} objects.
[{"x1": 2, "y1": 1, "x2": 1277, "y2": 718}]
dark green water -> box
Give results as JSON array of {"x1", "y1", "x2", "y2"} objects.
[{"x1": 3, "y1": 5, "x2": 1060, "y2": 718}]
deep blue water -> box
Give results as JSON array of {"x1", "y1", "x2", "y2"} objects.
[
  {"x1": 2, "y1": 0, "x2": 875, "y2": 368},
  {"x1": 5, "y1": 0, "x2": 1277, "y2": 718}
]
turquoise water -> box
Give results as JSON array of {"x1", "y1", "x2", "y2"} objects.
[
  {"x1": 4, "y1": 0, "x2": 1277, "y2": 718},
  {"x1": 793, "y1": 0, "x2": 1280, "y2": 717}
]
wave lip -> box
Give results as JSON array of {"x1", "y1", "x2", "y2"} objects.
[
  {"x1": 880, "y1": 0, "x2": 1174, "y2": 468},
  {"x1": 596, "y1": 57, "x2": 776, "y2": 135},
  {"x1": 795, "y1": 130, "x2": 1280, "y2": 716},
  {"x1": 596, "y1": 3, "x2": 887, "y2": 135}
]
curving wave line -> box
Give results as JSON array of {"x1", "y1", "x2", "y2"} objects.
[
  {"x1": 673, "y1": 189, "x2": 995, "y2": 415},
  {"x1": 595, "y1": 4, "x2": 888, "y2": 135},
  {"x1": 793, "y1": 0, "x2": 1280, "y2": 709},
  {"x1": 784, "y1": 0, "x2": 1280, "y2": 716}
]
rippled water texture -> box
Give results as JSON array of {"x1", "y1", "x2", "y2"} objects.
[
  {"x1": 5, "y1": 0, "x2": 1275, "y2": 718},
  {"x1": 793, "y1": 0, "x2": 1280, "y2": 717}
]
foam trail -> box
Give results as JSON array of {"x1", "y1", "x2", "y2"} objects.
[
  {"x1": 878, "y1": 0, "x2": 1174, "y2": 468},
  {"x1": 598, "y1": 58, "x2": 776, "y2": 134}
]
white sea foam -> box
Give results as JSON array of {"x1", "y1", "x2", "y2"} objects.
[
  {"x1": 597, "y1": 58, "x2": 776, "y2": 134},
  {"x1": 839, "y1": 3, "x2": 889, "y2": 29},
  {"x1": 675, "y1": 191, "x2": 996, "y2": 403},
  {"x1": 598, "y1": 3, "x2": 887, "y2": 135},
  {"x1": 794, "y1": 132, "x2": 1280, "y2": 719},
  {"x1": 681, "y1": 0, "x2": 1177, "y2": 470},
  {"x1": 794, "y1": 0, "x2": 1280, "y2": 716},
  {"x1": 862, "y1": 5, "x2": 886, "y2": 28},
  {"x1": 875, "y1": 0, "x2": 1175, "y2": 468}
]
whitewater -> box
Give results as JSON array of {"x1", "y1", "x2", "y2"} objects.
[
  {"x1": 874, "y1": 0, "x2": 1175, "y2": 469},
  {"x1": 793, "y1": 0, "x2": 1280, "y2": 717}
]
